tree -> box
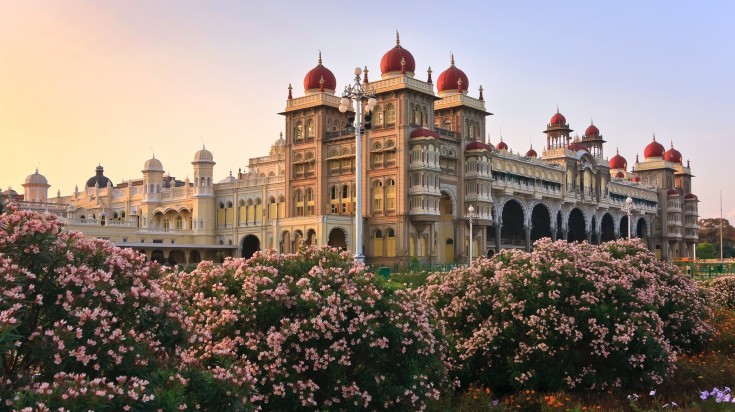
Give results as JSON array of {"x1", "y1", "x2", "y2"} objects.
[
  {"x1": 698, "y1": 218, "x2": 735, "y2": 258},
  {"x1": 696, "y1": 242, "x2": 718, "y2": 259}
]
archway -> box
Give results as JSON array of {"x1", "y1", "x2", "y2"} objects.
[
  {"x1": 190, "y1": 250, "x2": 202, "y2": 264},
  {"x1": 241, "y1": 235, "x2": 260, "y2": 259},
  {"x1": 590, "y1": 216, "x2": 597, "y2": 244},
  {"x1": 305, "y1": 229, "x2": 317, "y2": 247},
  {"x1": 636, "y1": 218, "x2": 648, "y2": 240},
  {"x1": 168, "y1": 250, "x2": 185, "y2": 265},
  {"x1": 151, "y1": 250, "x2": 165, "y2": 264},
  {"x1": 437, "y1": 192, "x2": 455, "y2": 263},
  {"x1": 501, "y1": 199, "x2": 525, "y2": 247},
  {"x1": 293, "y1": 230, "x2": 304, "y2": 252},
  {"x1": 567, "y1": 208, "x2": 586, "y2": 242},
  {"x1": 530, "y1": 203, "x2": 552, "y2": 244},
  {"x1": 601, "y1": 213, "x2": 615, "y2": 242},
  {"x1": 620, "y1": 216, "x2": 630, "y2": 239},
  {"x1": 327, "y1": 228, "x2": 347, "y2": 250}
]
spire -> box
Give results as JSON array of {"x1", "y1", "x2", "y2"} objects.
[
  {"x1": 287, "y1": 83, "x2": 293, "y2": 100},
  {"x1": 556, "y1": 105, "x2": 560, "y2": 113},
  {"x1": 479, "y1": 85, "x2": 484, "y2": 101},
  {"x1": 616, "y1": 147, "x2": 619, "y2": 155},
  {"x1": 363, "y1": 66, "x2": 369, "y2": 83},
  {"x1": 450, "y1": 52, "x2": 455, "y2": 66},
  {"x1": 636, "y1": 153, "x2": 640, "y2": 163},
  {"x1": 427, "y1": 66, "x2": 433, "y2": 84},
  {"x1": 670, "y1": 140, "x2": 674, "y2": 149},
  {"x1": 396, "y1": 30, "x2": 400, "y2": 46},
  {"x1": 652, "y1": 133, "x2": 656, "y2": 141},
  {"x1": 590, "y1": 118, "x2": 594, "y2": 126},
  {"x1": 318, "y1": 50, "x2": 322, "y2": 65}
]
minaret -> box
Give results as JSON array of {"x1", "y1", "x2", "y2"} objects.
[
  {"x1": 22, "y1": 169, "x2": 50, "y2": 203},
  {"x1": 192, "y1": 146, "x2": 215, "y2": 197},
  {"x1": 142, "y1": 155, "x2": 164, "y2": 203},
  {"x1": 543, "y1": 107, "x2": 573, "y2": 150}
]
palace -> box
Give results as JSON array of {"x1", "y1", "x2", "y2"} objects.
[{"x1": 4, "y1": 34, "x2": 699, "y2": 265}]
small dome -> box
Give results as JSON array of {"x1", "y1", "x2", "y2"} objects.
[
  {"x1": 466, "y1": 141, "x2": 491, "y2": 151},
  {"x1": 644, "y1": 136, "x2": 665, "y2": 158},
  {"x1": 218, "y1": 171, "x2": 237, "y2": 184},
  {"x1": 194, "y1": 146, "x2": 214, "y2": 163},
  {"x1": 550, "y1": 109, "x2": 567, "y2": 126},
  {"x1": 303, "y1": 52, "x2": 337, "y2": 94},
  {"x1": 525, "y1": 146, "x2": 538, "y2": 158},
  {"x1": 684, "y1": 193, "x2": 698, "y2": 200},
  {"x1": 568, "y1": 141, "x2": 588, "y2": 152},
  {"x1": 496, "y1": 139, "x2": 508, "y2": 151},
  {"x1": 436, "y1": 54, "x2": 469, "y2": 95},
  {"x1": 143, "y1": 156, "x2": 164, "y2": 172},
  {"x1": 584, "y1": 122, "x2": 600, "y2": 137},
  {"x1": 632, "y1": 176, "x2": 641, "y2": 183},
  {"x1": 86, "y1": 165, "x2": 110, "y2": 188},
  {"x1": 609, "y1": 149, "x2": 627, "y2": 170},
  {"x1": 380, "y1": 32, "x2": 416, "y2": 77},
  {"x1": 24, "y1": 169, "x2": 49, "y2": 186},
  {"x1": 667, "y1": 188, "x2": 680, "y2": 196},
  {"x1": 614, "y1": 171, "x2": 625, "y2": 178},
  {"x1": 664, "y1": 142, "x2": 682, "y2": 164},
  {"x1": 3, "y1": 187, "x2": 18, "y2": 197},
  {"x1": 409, "y1": 127, "x2": 440, "y2": 139}
]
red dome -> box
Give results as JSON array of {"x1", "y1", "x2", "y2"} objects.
[
  {"x1": 667, "y1": 188, "x2": 680, "y2": 196},
  {"x1": 614, "y1": 171, "x2": 625, "y2": 178},
  {"x1": 568, "y1": 142, "x2": 588, "y2": 152},
  {"x1": 466, "y1": 141, "x2": 491, "y2": 151},
  {"x1": 409, "y1": 127, "x2": 439, "y2": 139},
  {"x1": 380, "y1": 32, "x2": 416, "y2": 76},
  {"x1": 664, "y1": 143, "x2": 682, "y2": 164},
  {"x1": 632, "y1": 176, "x2": 641, "y2": 183},
  {"x1": 684, "y1": 193, "x2": 698, "y2": 200},
  {"x1": 643, "y1": 136, "x2": 665, "y2": 158},
  {"x1": 525, "y1": 147, "x2": 538, "y2": 158},
  {"x1": 584, "y1": 122, "x2": 600, "y2": 137},
  {"x1": 550, "y1": 109, "x2": 566, "y2": 126},
  {"x1": 496, "y1": 139, "x2": 508, "y2": 150},
  {"x1": 303, "y1": 52, "x2": 336, "y2": 93},
  {"x1": 609, "y1": 150, "x2": 627, "y2": 170},
  {"x1": 437, "y1": 54, "x2": 469, "y2": 94}
]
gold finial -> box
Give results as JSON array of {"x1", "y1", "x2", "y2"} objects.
[
  {"x1": 396, "y1": 30, "x2": 400, "y2": 46},
  {"x1": 590, "y1": 117, "x2": 594, "y2": 125},
  {"x1": 318, "y1": 50, "x2": 322, "y2": 65},
  {"x1": 556, "y1": 105, "x2": 560, "y2": 113},
  {"x1": 450, "y1": 52, "x2": 455, "y2": 66},
  {"x1": 287, "y1": 83, "x2": 293, "y2": 99},
  {"x1": 670, "y1": 140, "x2": 674, "y2": 149},
  {"x1": 479, "y1": 85, "x2": 484, "y2": 101}
]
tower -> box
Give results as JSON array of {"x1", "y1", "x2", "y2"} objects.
[{"x1": 22, "y1": 169, "x2": 50, "y2": 203}]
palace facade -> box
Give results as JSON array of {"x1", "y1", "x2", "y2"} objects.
[{"x1": 5, "y1": 34, "x2": 699, "y2": 265}]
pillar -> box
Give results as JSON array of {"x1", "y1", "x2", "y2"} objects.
[
  {"x1": 495, "y1": 224, "x2": 501, "y2": 253},
  {"x1": 524, "y1": 225, "x2": 532, "y2": 252}
]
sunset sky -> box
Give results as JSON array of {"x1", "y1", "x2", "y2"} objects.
[{"x1": 1, "y1": 1, "x2": 733, "y2": 221}]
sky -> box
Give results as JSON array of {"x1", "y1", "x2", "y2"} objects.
[{"x1": 1, "y1": 1, "x2": 733, "y2": 221}]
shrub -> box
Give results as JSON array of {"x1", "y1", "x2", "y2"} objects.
[
  {"x1": 166, "y1": 246, "x2": 447, "y2": 411},
  {"x1": 0, "y1": 208, "x2": 243, "y2": 410},
  {"x1": 706, "y1": 276, "x2": 735, "y2": 310},
  {"x1": 421, "y1": 238, "x2": 712, "y2": 394}
]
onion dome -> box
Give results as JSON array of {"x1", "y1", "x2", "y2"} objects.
[
  {"x1": 550, "y1": 108, "x2": 567, "y2": 126},
  {"x1": 568, "y1": 141, "x2": 588, "y2": 152},
  {"x1": 496, "y1": 138, "x2": 508, "y2": 151},
  {"x1": 303, "y1": 51, "x2": 337, "y2": 94},
  {"x1": 609, "y1": 149, "x2": 627, "y2": 170},
  {"x1": 3, "y1": 187, "x2": 18, "y2": 197},
  {"x1": 409, "y1": 127, "x2": 440, "y2": 139},
  {"x1": 684, "y1": 193, "x2": 698, "y2": 200},
  {"x1": 643, "y1": 135, "x2": 665, "y2": 158},
  {"x1": 380, "y1": 31, "x2": 416, "y2": 78},
  {"x1": 466, "y1": 141, "x2": 491, "y2": 151},
  {"x1": 667, "y1": 188, "x2": 680, "y2": 196},
  {"x1": 86, "y1": 165, "x2": 110, "y2": 188},
  {"x1": 632, "y1": 176, "x2": 641, "y2": 183},
  {"x1": 436, "y1": 53, "x2": 469, "y2": 96},
  {"x1": 614, "y1": 171, "x2": 625, "y2": 179},
  {"x1": 143, "y1": 155, "x2": 164, "y2": 172},
  {"x1": 25, "y1": 169, "x2": 49, "y2": 185},
  {"x1": 525, "y1": 145, "x2": 538, "y2": 158},
  {"x1": 193, "y1": 146, "x2": 214, "y2": 163},
  {"x1": 584, "y1": 121, "x2": 600, "y2": 138},
  {"x1": 664, "y1": 142, "x2": 682, "y2": 164}
]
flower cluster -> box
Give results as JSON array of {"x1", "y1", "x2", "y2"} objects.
[
  {"x1": 165, "y1": 246, "x2": 447, "y2": 411},
  {"x1": 421, "y1": 238, "x2": 712, "y2": 393},
  {"x1": 0, "y1": 208, "x2": 233, "y2": 410},
  {"x1": 700, "y1": 386, "x2": 735, "y2": 403},
  {"x1": 706, "y1": 276, "x2": 735, "y2": 310}
]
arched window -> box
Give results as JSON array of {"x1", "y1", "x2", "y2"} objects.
[
  {"x1": 374, "y1": 229, "x2": 384, "y2": 257},
  {"x1": 217, "y1": 203, "x2": 225, "y2": 227},
  {"x1": 386, "y1": 228, "x2": 396, "y2": 257},
  {"x1": 277, "y1": 195, "x2": 286, "y2": 218},
  {"x1": 373, "y1": 180, "x2": 384, "y2": 213},
  {"x1": 294, "y1": 121, "x2": 303, "y2": 142},
  {"x1": 386, "y1": 178, "x2": 396, "y2": 210},
  {"x1": 269, "y1": 196, "x2": 277, "y2": 219},
  {"x1": 295, "y1": 189, "x2": 304, "y2": 216},
  {"x1": 373, "y1": 106, "x2": 383, "y2": 127},
  {"x1": 176, "y1": 215, "x2": 183, "y2": 230},
  {"x1": 385, "y1": 104, "x2": 396, "y2": 125},
  {"x1": 306, "y1": 119, "x2": 314, "y2": 138}
]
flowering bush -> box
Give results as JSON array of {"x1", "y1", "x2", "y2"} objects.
[
  {"x1": 0, "y1": 208, "x2": 245, "y2": 410},
  {"x1": 166, "y1": 246, "x2": 447, "y2": 410},
  {"x1": 706, "y1": 276, "x2": 735, "y2": 310},
  {"x1": 421, "y1": 238, "x2": 711, "y2": 393}
]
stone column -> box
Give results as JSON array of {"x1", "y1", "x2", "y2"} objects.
[
  {"x1": 524, "y1": 225, "x2": 532, "y2": 252},
  {"x1": 495, "y1": 224, "x2": 501, "y2": 253},
  {"x1": 586, "y1": 230, "x2": 592, "y2": 244}
]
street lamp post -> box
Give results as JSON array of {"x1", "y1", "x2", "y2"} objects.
[
  {"x1": 339, "y1": 67, "x2": 377, "y2": 263},
  {"x1": 466, "y1": 205, "x2": 476, "y2": 267},
  {"x1": 624, "y1": 196, "x2": 634, "y2": 239}
]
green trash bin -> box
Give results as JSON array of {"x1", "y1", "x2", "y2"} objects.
[{"x1": 378, "y1": 267, "x2": 390, "y2": 280}]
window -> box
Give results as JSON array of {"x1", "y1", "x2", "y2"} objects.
[
  {"x1": 341, "y1": 184, "x2": 351, "y2": 214},
  {"x1": 386, "y1": 104, "x2": 396, "y2": 125},
  {"x1": 175, "y1": 216, "x2": 183, "y2": 230},
  {"x1": 306, "y1": 119, "x2": 314, "y2": 138},
  {"x1": 294, "y1": 121, "x2": 303, "y2": 142},
  {"x1": 386, "y1": 178, "x2": 396, "y2": 210},
  {"x1": 374, "y1": 230, "x2": 384, "y2": 257},
  {"x1": 295, "y1": 189, "x2": 304, "y2": 216},
  {"x1": 373, "y1": 180, "x2": 384, "y2": 213},
  {"x1": 386, "y1": 228, "x2": 396, "y2": 257},
  {"x1": 373, "y1": 106, "x2": 383, "y2": 127},
  {"x1": 372, "y1": 152, "x2": 383, "y2": 168},
  {"x1": 306, "y1": 188, "x2": 315, "y2": 215}
]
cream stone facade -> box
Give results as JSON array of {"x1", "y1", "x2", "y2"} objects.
[{"x1": 5, "y1": 34, "x2": 699, "y2": 264}]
